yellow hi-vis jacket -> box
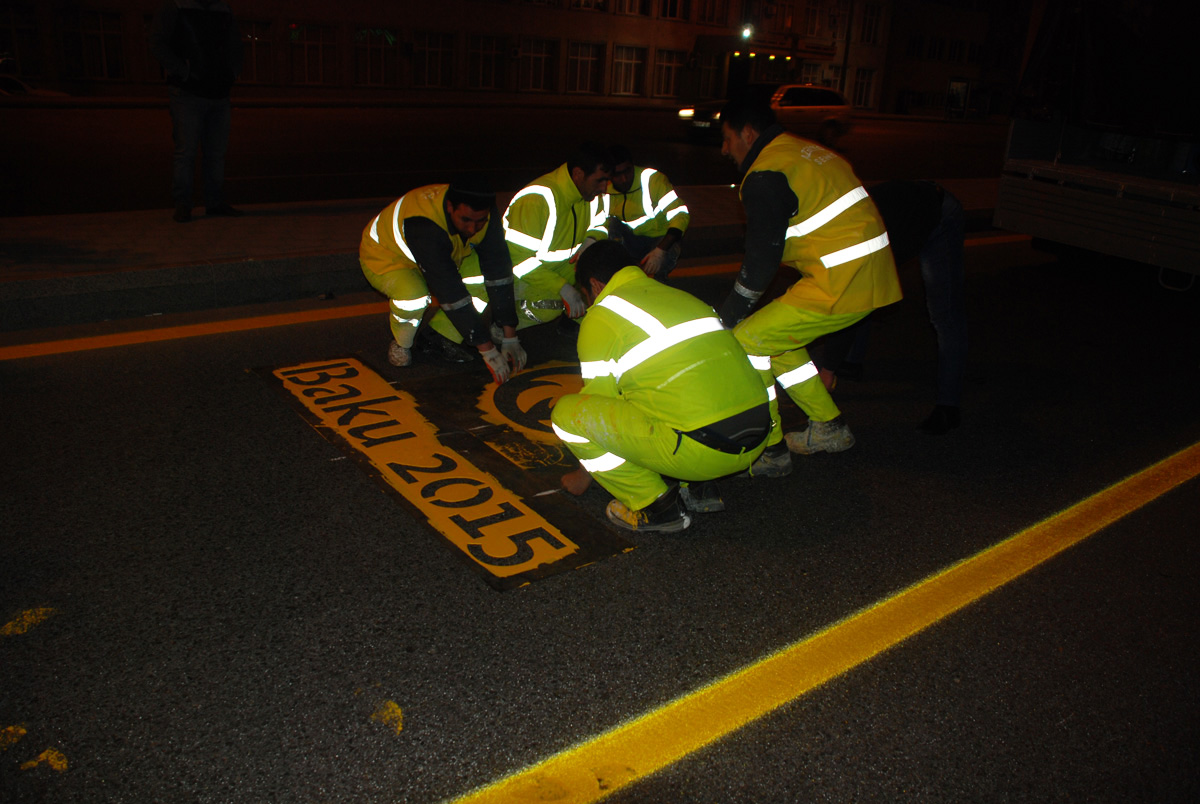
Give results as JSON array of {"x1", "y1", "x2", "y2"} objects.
[
  {"x1": 359, "y1": 184, "x2": 484, "y2": 278},
  {"x1": 575, "y1": 266, "x2": 767, "y2": 431},
  {"x1": 502, "y1": 162, "x2": 607, "y2": 291},
  {"x1": 743, "y1": 133, "x2": 901, "y2": 315},
  {"x1": 601, "y1": 166, "x2": 690, "y2": 238}
]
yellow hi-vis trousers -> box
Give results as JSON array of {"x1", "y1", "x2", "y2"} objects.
[
  {"x1": 734, "y1": 299, "x2": 870, "y2": 442},
  {"x1": 552, "y1": 393, "x2": 767, "y2": 511},
  {"x1": 359, "y1": 251, "x2": 489, "y2": 346}
]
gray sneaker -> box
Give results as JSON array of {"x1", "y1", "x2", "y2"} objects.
[
  {"x1": 746, "y1": 443, "x2": 792, "y2": 478},
  {"x1": 680, "y1": 480, "x2": 725, "y2": 513},
  {"x1": 786, "y1": 417, "x2": 855, "y2": 454},
  {"x1": 387, "y1": 341, "x2": 412, "y2": 367}
]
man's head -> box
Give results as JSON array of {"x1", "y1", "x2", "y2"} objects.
[
  {"x1": 444, "y1": 176, "x2": 495, "y2": 239},
  {"x1": 719, "y1": 96, "x2": 777, "y2": 168},
  {"x1": 607, "y1": 145, "x2": 635, "y2": 194},
  {"x1": 576, "y1": 239, "x2": 637, "y2": 304},
  {"x1": 567, "y1": 141, "x2": 613, "y2": 201}
]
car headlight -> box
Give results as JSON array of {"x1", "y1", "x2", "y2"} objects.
[{"x1": 678, "y1": 108, "x2": 695, "y2": 120}]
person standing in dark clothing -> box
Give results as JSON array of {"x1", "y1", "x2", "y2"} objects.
[
  {"x1": 150, "y1": 0, "x2": 243, "y2": 223},
  {"x1": 817, "y1": 181, "x2": 968, "y2": 435}
]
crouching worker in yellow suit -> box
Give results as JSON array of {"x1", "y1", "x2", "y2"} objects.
[{"x1": 551, "y1": 240, "x2": 772, "y2": 533}]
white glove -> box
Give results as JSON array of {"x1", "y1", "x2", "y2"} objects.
[
  {"x1": 480, "y1": 346, "x2": 511, "y2": 385},
  {"x1": 560, "y1": 284, "x2": 587, "y2": 318},
  {"x1": 641, "y1": 247, "x2": 667, "y2": 277},
  {"x1": 500, "y1": 335, "x2": 527, "y2": 372}
]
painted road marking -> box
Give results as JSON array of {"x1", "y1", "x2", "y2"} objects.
[
  {"x1": 445, "y1": 440, "x2": 1200, "y2": 804},
  {"x1": 1, "y1": 608, "x2": 56, "y2": 636},
  {"x1": 270, "y1": 358, "x2": 580, "y2": 588}
]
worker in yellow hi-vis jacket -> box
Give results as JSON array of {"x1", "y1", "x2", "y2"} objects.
[{"x1": 551, "y1": 241, "x2": 771, "y2": 533}]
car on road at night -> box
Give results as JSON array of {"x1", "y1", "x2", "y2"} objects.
[{"x1": 679, "y1": 82, "x2": 852, "y2": 147}]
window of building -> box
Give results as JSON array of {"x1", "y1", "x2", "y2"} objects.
[
  {"x1": 968, "y1": 41, "x2": 981, "y2": 64},
  {"x1": 697, "y1": 0, "x2": 728, "y2": 25},
  {"x1": 614, "y1": 0, "x2": 650, "y2": 14},
  {"x1": 770, "y1": 1, "x2": 795, "y2": 33},
  {"x1": 800, "y1": 62, "x2": 823, "y2": 84},
  {"x1": 852, "y1": 67, "x2": 874, "y2": 107},
  {"x1": 696, "y1": 52, "x2": 720, "y2": 97},
  {"x1": 906, "y1": 34, "x2": 924, "y2": 59},
  {"x1": 611, "y1": 45, "x2": 646, "y2": 95},
  {"x1": 927, "y1": 36, "x2": 945, "y2": 61},
  {"x1": 413, "y1": 31, "x2": 454, "y2": 88},
  {"x1": 859, "y1": 4, "x2": 880, "y2": 46},
  {"x1": 241, "y1": 21, "x2": 274, "y2": 84},
  {"x1": 0, "y1": 5, "x2": 41, "y2": 76},
  {"x1": 947, "y1": 38, "x2": 964, "y2": 63},
  {"x1": 652, "y1": 48, "x2": 685, "y2": 96},
  {"x1": 61, "y1": 9, "x2": 126, "y2": 80},
  {"x1": 353, "y1": 27, "x2": 400, "y2": 86},
  {"x1": 566, "y1": 41, "x2": 603, "y2": 93},
  {"x1": 804, "y1": 0, "x2": 823, "y2": 36},
  {"x1": 571, "y1": 0, "x2": 604, "y2": 8},
  {"x1": 288, "y1": 23, "x2": 337, "y2": 84},
  {"x1": 467, "y1": 34, "x2": 506, "y2": 90},
  {"x1": 518, "y1": 37, "x2": 557, "y2": 91},
  {"x1": 659, "y1": 0, "x2": 689, "y2": 20}
]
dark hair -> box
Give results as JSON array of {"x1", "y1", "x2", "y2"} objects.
[
  {"x1": 446, "y1": 174, "x2": 495, "y2": 211},
  {"x1": 567, "y1": 141, "x2": 614, "y2": 177},
  {"x1": 576, "y1": 239, "x2": 636, "y2": 288},
  {"x1": 607, "y1": 144, "x2": 633, "y2": 167},
  {"x1": 719, "y1": 95, "x2": 776, "y2": 134}
]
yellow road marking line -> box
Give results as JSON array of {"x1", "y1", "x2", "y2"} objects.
[
  {"x1": 447, "y1": 441, "x2": 1200, "y2": 804},
  {"x1": 0, "y1": 302, "x2": 387, "y2": 360}
]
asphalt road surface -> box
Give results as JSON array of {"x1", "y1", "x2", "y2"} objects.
[{"x1": 3, "y1": 236, "x2": 1199, "y2": 802}]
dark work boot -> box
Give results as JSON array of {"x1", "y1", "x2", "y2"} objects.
[{"x1": 605, "y1": 486, "x2": 691, "y2": 532}]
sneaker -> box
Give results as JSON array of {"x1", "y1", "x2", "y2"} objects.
[
  {"x1": 746, "y1": 442, "x2": 792, "y2": 478},
  {"x1": 679, "y1": 480, "x2": 725, "y2": 513},
  {"x1": 786, "y1": 416, "x2": 855, "y2": 454},
  {"x1": 605, "y1": 488, "x2": 691, "y2": 533},
  {"x1": 414, "y1": 329, "x2": 476, "y2": 364},
  {"x1": 387, "y1": 341, "x2": 412, "y2": 367},
  {"x1": 173, "y1": 205, "x2": 192, "y2": 223},
  {"x1": 205, "y1": 202, "x2": 244, "y2": 217}
]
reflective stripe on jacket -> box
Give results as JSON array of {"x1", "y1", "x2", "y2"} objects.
[
  {"x1": 601, "y1": 167, "x2": 690, "y2": 237},
  {"x1": 742, "y1": 133, "x2": 902, "y2": 315},
  {"x1": 573, "y1": 266, "x2": 767, "y2": 433},
  {"x1": 502, "y1": 163, "x2": 607, "y2": 285}
]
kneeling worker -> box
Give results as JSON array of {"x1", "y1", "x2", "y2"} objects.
[
  {"x1": 359, "y1": 179, "x2": 525, "y2": 384},
  {"x1": 551, "y1": 240, "x2": 772, "y2": 533}
]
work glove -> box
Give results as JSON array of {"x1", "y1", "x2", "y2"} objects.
[
  {"x1": 718, "y1": 293, "x2": 755, "y2": 329},
  {"x1": 560, "y1": 284, "x2": 587, "y2": 319},
  {"x1": 641, "y1": 247, "x2": 667, "y2": 277},
  {"x1": 569, "y1": 237, "x2": 597, "y2": 264},
  {"x1": 481, "y1": 346, "x2": 511, "y2": 385},
  {"x1": 500, "y1": 335, "x2": 527, "y2": 372}
]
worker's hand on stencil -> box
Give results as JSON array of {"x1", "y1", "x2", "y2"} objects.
[
  {"x1": 500, "y1": 335, "x2": 527, "y2": 372},
  {"x1": 560, "y1": 284, "x2": 587, "y2": 318},
  {"x1": 640, "y1": 247, "x2": 667, "y2": 277},
  {"x1": 480, "y1": 346, "x2": 511, "y2": 385},
  {"x1": 568, "y1": 237, "x2": 596, "y2": 265},
  {"x1": 561, "y1": 465, "x2": 593, "y2": 496}
]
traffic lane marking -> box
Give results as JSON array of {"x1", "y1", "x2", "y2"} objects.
[{"x1": 445, "y1": 440, "x2": 1200, "y2": 804}]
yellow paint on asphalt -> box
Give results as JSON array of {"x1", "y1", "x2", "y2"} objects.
[
  {"x1": 371, "y1": 701, "x2": 405, "y2": 735},
  {"x1": 1, "y1": 607, "x2": 56, "y2": 636},
  {"x1": 447, "y1": 441, "x2": 1200, "y2": 804},
  {"x1": 0, "y1": 301, "x2": 387, "y2": 360},
  {"x1": 20, "y1": 748, "x2": 68, "y2": 773},
  {"x1": 0, "y1": 725, "x2": 27, "y2": 751}
]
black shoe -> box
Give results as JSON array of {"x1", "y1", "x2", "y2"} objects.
[
  {"x1": 606, "y1": 486, "x2": 691, "y2": 532},
  {"x1": 173, "y1": 205, "x2": 192, "y2": 223},
  {"x1": 206, "y1": 203, "x2": 243, "y2": 217},
  {"x1": 556, "y1": 314, "x2": 580, "y2": 341},
  {"x1": 680, "y1": 480, "x2": 724, "y2": 513},
  {"x1": 917, "y1": 405, "x2": 961, "y2": 435},
  {"x1": 838, "y1": 361, "x2": 864, "y2": 381},
  {"x1": 414, "y1": 329, "x2": 477, "y2": 364}
]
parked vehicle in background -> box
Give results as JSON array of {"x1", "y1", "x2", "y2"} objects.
[{"x1": 678, "y1": 83, "x2": 852, "y2": 147}]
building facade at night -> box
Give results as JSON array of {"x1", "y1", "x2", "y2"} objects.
[{"x1": 1, "y1": 0, "x2": 1024, "y2": 116}]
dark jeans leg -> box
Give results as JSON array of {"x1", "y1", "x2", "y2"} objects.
[
  {"x1": 200, "y1": 98, "x2": 231, "y2": 208},
  {"x1": 169, "y1": 91, "x2": 203, "y2": 208},
  {"x1": 921, "y1": 191, "x2": 968, "y2": 406}
]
